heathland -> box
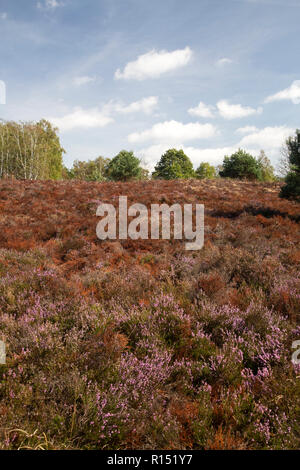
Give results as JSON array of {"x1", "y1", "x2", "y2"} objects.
[{"x1": 0, "y1": 178, "x2": 299, "y2": 449}]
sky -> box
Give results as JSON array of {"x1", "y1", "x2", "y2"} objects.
[{"x1": 0, "y1": 0, "x2": 299, "y2": 171}]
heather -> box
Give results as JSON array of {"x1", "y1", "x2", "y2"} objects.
[{"x1": 0, "y1": 178, "x2": 299, "y2": 449}]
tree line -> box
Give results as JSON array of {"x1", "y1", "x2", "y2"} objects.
[
  {"x1": 64, "y1": 148, "x2": 276, "y2": 182},
  {"x1": 0, "y1": 118, "x2": 299, "y2": 200}
]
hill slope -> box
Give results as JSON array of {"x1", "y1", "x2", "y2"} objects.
[{"x1": 0, "y1": 179, "x2": 299, "y2": 449}]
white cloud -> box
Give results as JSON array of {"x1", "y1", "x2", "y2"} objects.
[
  {"x1": 138, "y1": 144, "x2": 171, "y2": 170},
  {"x1": 217, "y1": 99, "x2": 263, "y2": 119},
  {"x1": 115, "y1": 47, "x2": 193, "y2": 80},
  {"x1": 265, "y1": 80, "x2": 300, "y2": 104},
  {"x1": 48, "y1": 107, "x2": 113, "y2": 132},
  {"x1": 216, "y1": 57, "x2": 233, "y2": 67},
  {"x1": 138, "y1": 144, "x2": 236, "y2": 171},
  {"x1": 128, "y1": 120, "x2": 217, "y2": 144},
  {"x1": 73, "y1": 76, "x2": 96, "y2": 86},
  {"x1": 0, "y1": 12, "x2": 7, "y2": 19},
  {"x1": 235, "y1": 125, "x2": 259, "y2": 134},
  {"x1": 37, "y1": 0, "x2": 63, "y2": 10},
  {"x1": 182, "y1": 146, "x2": 236, "y2": 167},
  {"x1": 188, "y1": 101, "x2": 215, "y2": 118},
  {"x1": 139, "y1": 126, "x2": 294, "y2": 171},
  {"x1": 238, "y1": 126, "x2": 294, "y2": 150},
  {"x1": 105, "y1": 96, "x2": 158, "y2": 115}
]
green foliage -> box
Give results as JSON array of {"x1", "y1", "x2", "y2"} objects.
[
  {"x1": 220, "y1": 149, "x2": 262, "y2": 180},
  {"x1": 257, "y1": 150, "x2": 275, "y2": 182},
  {"x1": 285, "y1": 129, "x2": 300, "y2": 169},
  {"x1": 138, "y1": 168, "x2": 150, "y2": 180},
  {"x1": 152, "y1": 148, "x2": 195, "y2": 180},
  {"x1": 106, "y1": 150, "x2": 142, "y2": 182},
  {"x1": 0, "y1": 119, "x2": 65, "y2": 180},
  {"x1": 61, "y1": 165, "x2": 73, "y2": 180},
  {"x1": 65, "y1": 156, "x2": 110, "y2": 181},
  {"x1": 280, "y1": 171, "x2": 300, "y2": 201},
  {"x1": 195, "y1": 162, "x2": 216, "y2": 179},
  {"x1": 280, "y1": 130, "x2": 300, "y2": 201},
  {"x1": 38, "y1": 119, "x2": 65, "y2": 180}
]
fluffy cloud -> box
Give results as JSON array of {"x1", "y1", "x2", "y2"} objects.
[
  {"x1": 105, "y1": 96, "x2": 158, "y2": 115},
  {"x1": 72, "y1": 76, "x2": 96, "y2": 86},
  {"x1": 183, "y1": 145, "x2": 236, "y2": 164},
  {"x1": 48, "y1": 107, "x2": 113, "y2": 132},
  {"x1": 138, "y1": 144, "x2": 172, "y2": 170},
  {"x1": 216, "y1": 57, "x2": 233, "y2": 66},
  {"x1": 217, "y1": 100, "x2": 263, "y2": 119},
  {"x1": 128, "y1": 120, "x2": 217, "y2": 144},
  {"x1": 188, "y1": 101, "x2": 215, "y2": 118},
  {"x1": 265, "y1": 80, "x2": 300, "y2": 104},
  {"x1": 235, "y1": 125, "x2": 259, "y2": 134},
  {"x1": 138, "y1": 144, "x2": 236, "y2": 171},
  {"x1": 37, "y1": 0, "x2": 63, "y2": 10},
  {"x1": 115, "y1": 47, "x2": 192, "y2": 80},
  {"x1": 186, "y1": 128, "x2": 292, "y2": 167},
  {"x1": 238, "y1": 126, "x2": 294, "y2": 150},
  {"x1": 138, "y1": 125, "x2": 293, "y2": 171}
]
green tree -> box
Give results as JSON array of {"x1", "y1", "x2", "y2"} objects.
[
  {"x1": 0, "y1": 119, "x2": 64, "y2": 180},
  {"x1": 219, "y1": 149, "x2": 262, "y2": 180},
  {"x1": 37, "y1": 119, "x2": 65, "y2": 180},
  {"x1": 152, "y1": 148, "x2": 195, "y2": 180},
  {"x1": 257, "y1": 150, "x2": 275, "y2": 182},
  {"x1": 195, "y1": 162, "x2": 216, "y2": 179},
  {"x1": 278, "y1": 143, "x2": 292, "y2": 178},
  {"x1": 280, "y1": 172, "x2": 300, "y2": 200},
  {"x1": 62, "y1": 165, "x2": 74, "y2": 180},
  {"x1": 67, "y1": 156, "x2": 110, "y2": 181},
  {"x1": 106, "y1": 150, "x2": 142, "y2": 181},
  {"x1": 138, "y1": 168, "x2": 150, "y2": 180},
  {"x1": 280, "y1": 130, "x2": 300, "y2": 201}
]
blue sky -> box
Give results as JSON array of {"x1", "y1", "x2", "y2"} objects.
[{"x1": 0, "y1": 0, "x2": 299, "y2": 170}]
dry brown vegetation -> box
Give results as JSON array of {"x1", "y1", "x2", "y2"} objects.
[{"x1": 0, "y1": 178, "x2": 299, "y2": 449}]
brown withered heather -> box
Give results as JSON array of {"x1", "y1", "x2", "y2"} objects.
[{"x1": 0, "y1": 178, "x2": 299, "y2": 450}]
